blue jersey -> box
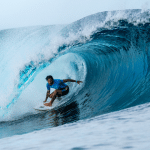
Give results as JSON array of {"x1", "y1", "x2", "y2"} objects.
[{"x1": 46, "y1": 79, "x2": 67, "y2": 91}]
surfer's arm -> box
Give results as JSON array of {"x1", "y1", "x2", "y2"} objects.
[
  {"x1": 63, "y1": 79, "x2": 83, "y2": 84},
  {"x1": 44, "y1": 90, "x2": 50, "y2": 102}
]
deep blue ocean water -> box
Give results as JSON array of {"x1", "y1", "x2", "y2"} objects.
[{"x1": 0, "y1": 9, "x2": 150, "y2": 149}]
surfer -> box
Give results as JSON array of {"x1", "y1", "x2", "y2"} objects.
[{"x1": 44, "y1": 75, "x2": 83, "y2": 107}]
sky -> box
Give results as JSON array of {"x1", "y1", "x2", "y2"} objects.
[{"x1": 0, "y1": 0, "x2": 149, "y2": 30}]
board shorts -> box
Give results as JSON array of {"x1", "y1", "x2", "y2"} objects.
[{"x1": 58, "y1": 86, "x2": 69, "y2": 97}]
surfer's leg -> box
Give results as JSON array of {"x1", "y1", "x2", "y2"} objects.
[
  {"x1": 56, "y1": 86, "x2": 69, "y2": 97},
  {"x1": 61, "y1": 86, "x2": 69, "y2": 96},
  {"x1": 44, "y1": 89, "x2": 62, "y2": 106}
]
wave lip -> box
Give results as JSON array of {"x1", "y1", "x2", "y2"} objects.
[{"x1": 0, "y1": 9, "x2": 150, "y2": 123}]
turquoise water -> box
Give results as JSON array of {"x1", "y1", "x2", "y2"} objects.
[{"x1": 0, "y1": 9, "x2": 150, "y2": 149}]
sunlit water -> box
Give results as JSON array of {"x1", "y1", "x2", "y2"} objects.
[{"x1": 0, "y1": 9, "x2": 150, "y2": 149}]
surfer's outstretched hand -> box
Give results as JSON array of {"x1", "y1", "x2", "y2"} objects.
[{"x1": 77, "y1": 81, "x2": 83, "y2": 84}]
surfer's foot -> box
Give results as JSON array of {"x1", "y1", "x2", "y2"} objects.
[
  {"x1": 43, "y1": 100, "x2": 47, "y2": 103},
  {"x1": 44, "y1": 102, "x2": 52, "y2": 107}
]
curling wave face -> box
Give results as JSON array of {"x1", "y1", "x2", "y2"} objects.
[{"x1": 0, "y1": 9, "x2": 150, "y2": 127}]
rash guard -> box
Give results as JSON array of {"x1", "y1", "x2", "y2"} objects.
[{"x1": 46, "y1": 79, "x2": 67, "y2": 91}]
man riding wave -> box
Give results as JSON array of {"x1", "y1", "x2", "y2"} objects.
[{"x1": 44, "y1": 75, "x2": 83, "y2": 107}]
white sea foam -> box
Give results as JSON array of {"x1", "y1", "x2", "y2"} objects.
[
  {"x1": 0, "y1": 53, "x2": 86, "y2": 121},
  {"x1": 0, "y1": 9, "x2": 149, "y2": 120},
  {"x1": 0, "y1": 102, "x2": 150, "y2": 150},
  {"x1": 0, "y1": 9, "x2": 150, "y2": 149}
]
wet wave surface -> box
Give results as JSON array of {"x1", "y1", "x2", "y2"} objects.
[{"x1": 0, "y1": 9, "x2": 150, "y2": 139}]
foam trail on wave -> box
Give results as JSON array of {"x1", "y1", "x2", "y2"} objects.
[
  {"x1": 0, "y1": 9, "x2": 150, "y2": 121},
  {"x1": 0, "y1": 26, "x2": 65, "y2": 115},
  {"x1": 0, "y1": 53, "x2": 86, "y2": 121}
]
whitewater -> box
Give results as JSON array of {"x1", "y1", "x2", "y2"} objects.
[{"x1": 0, "y1": 9, "x2": 150, "y2": 149}]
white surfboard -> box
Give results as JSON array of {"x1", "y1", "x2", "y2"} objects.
[
  {"x1": 34, "y1": 105, "x2": 53, "y2": 111},
  {"x1": 34, "y1": 98, "x2": 61, "y2": 111}
]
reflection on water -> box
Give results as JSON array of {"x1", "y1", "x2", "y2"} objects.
[
  {"x1": 46, "y1": 101, "x2": 80, "y2": 127},
  {"x1": 0, "y1": 101, "x2": 80, "y2": 139}
]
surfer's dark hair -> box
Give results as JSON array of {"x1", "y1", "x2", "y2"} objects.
[{"x1": 46, "y1": 75, "x2": 53, "y2": 81}]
